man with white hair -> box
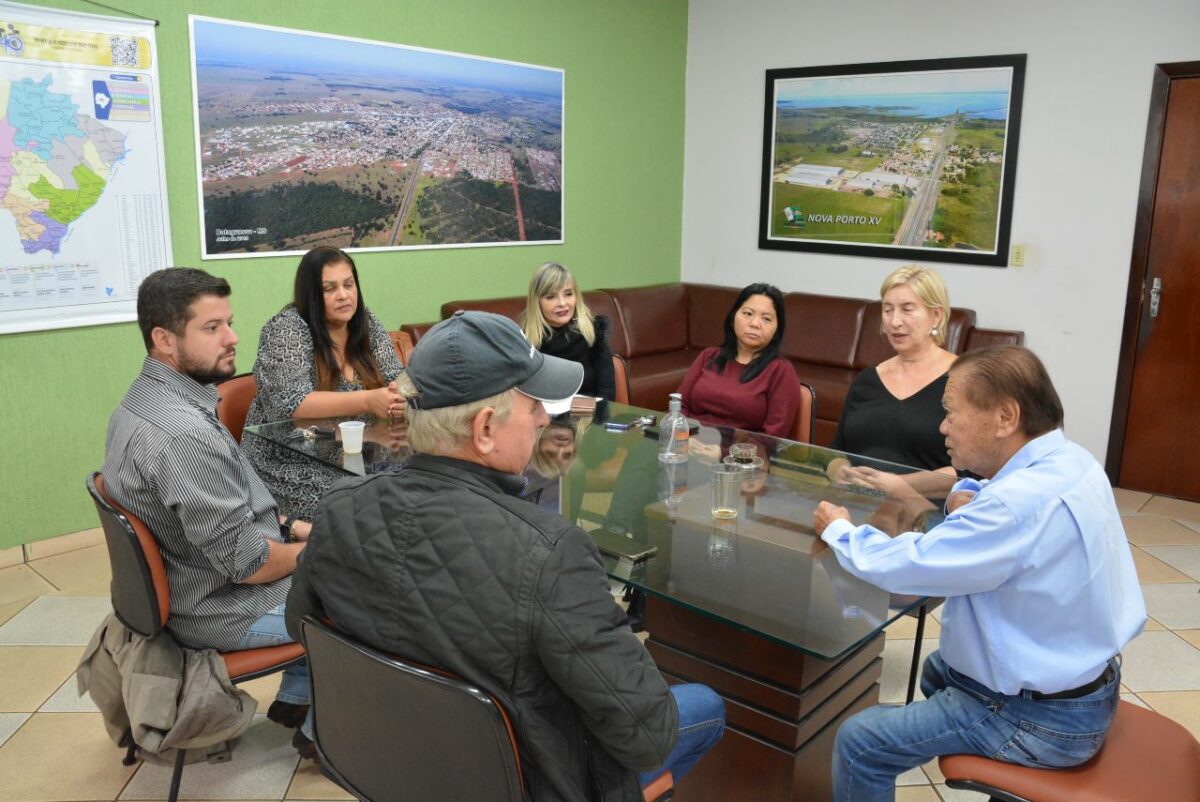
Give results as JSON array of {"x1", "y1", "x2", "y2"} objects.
[{"x1": 287, "y1": 311, "x2": 724, "y2": 801}]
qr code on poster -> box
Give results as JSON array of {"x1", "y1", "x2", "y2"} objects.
[{"x1": 110, "y1": 35, "x2": 138, "y2": 67}]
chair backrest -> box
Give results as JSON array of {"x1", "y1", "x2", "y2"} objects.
[
  {"x1": 87, "y1": 472, "x2": 170, "y2": 638},
  {"x1": 612, "y1": 354, "x2": 630, "y2": 405},
  {"x1": 388, "y1": 330, "x2": 415, "y2": 366},
  {"x1": 215, "y1": 373, "x2": 257, "y2": 444},
  {"x1": 791, "y1": 382, "x2": 816, "y2": 443},
  {"x1": 299, "y1": 616, "x2": 524, "y2": 802}
]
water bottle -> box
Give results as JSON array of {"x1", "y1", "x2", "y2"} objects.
[
  {"x1": 657, "y1": 458, "x2": 687, "y2": 518},
  {"x1": 658, "y1": 393, "x2": 689, "y2": 464}
]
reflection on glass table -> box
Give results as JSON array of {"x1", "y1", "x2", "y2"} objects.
[{"x1": 243, "y1": 415, "x2": 411, "y2": 477}]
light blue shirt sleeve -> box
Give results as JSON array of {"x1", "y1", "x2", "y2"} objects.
[{"x1": 820, "y1": 491, "x2": 1028, "y2": 598}]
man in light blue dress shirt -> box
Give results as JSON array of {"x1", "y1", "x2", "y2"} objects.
[{"x1": 814, "y1": 345, "x2": 1145, "y2": 802}]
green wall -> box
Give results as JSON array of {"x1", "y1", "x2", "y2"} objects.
[{"x1": 0, "y1": 0, "x2": 688, "y2": 548}]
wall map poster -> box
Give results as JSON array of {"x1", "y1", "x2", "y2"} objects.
[
  {"x1": 0, "y1": 1, "x2": 170, "y2": 334},
  {"x1": 190, "y1": 17, "x2": 564, "y2": 259},
  {"x1": 760, "y1": 55, "x2": 1025, "y2": 267}
]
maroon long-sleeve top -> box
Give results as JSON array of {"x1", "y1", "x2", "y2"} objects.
[{"x1": 678, "y1": 347, "x2": 801, "y2": 438}]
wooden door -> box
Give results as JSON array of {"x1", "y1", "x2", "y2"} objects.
[{"x1": 1108, "y1": 63, "x2": 1200, "y2": 500}]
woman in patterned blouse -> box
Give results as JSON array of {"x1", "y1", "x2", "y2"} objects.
[{"x1": 243, "y1": 246, "x2": 404, "y2": 519}]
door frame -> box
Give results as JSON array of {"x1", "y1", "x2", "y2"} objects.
[{"x1": 1104, "y1": 60, "x2": 1200, "y2": 485}]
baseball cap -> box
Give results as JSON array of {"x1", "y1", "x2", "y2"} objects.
[{"x1": 405, "y1": 310, "x2": 584, "y2": 414}]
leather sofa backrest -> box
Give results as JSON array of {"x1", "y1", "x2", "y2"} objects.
[
  {"x1": 441, "y1": 296, "x2": 525, "y2": 322},
  {"x1": 581, "y1": 291, "x2": 627, "y2": 355},
  {"x1": 853, "y1": 304, "x2": 977, "y2": 368},
  {"x1": 685, "y1": 284, "x2": 741, "y2": 350},
  {"x1": 965, "y1": 326, "x2": 1024, "y2": 351},
  {"x1": 605, "y1": 284, "x2": 690, "y2": 358},
  {"x1": 779, "y1": 293, "x2": 869, "y2": 368}
]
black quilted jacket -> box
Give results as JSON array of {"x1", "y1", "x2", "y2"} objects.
[{"x1": 286, "y1": 453, "x2": 678, "y2": 801}]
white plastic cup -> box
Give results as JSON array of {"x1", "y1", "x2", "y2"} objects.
[
  {"x1": 711, "y1": 463, "x2": 742, "y2": 519},
  {"x1": 339, "y1": 420, "x2": 366, "y2": 455}
]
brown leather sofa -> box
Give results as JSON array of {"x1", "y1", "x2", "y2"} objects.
[{"x1": 401, "y1": 283, "x2": 1023, "y2": 446}]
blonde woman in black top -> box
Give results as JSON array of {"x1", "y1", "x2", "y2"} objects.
[{"x1": 519, "y1": 262, "x2": 615, "y2": 401}]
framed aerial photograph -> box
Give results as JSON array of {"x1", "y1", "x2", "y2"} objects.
[
  {"x1": 189, "y1": 16, "x2": 563, "y2": 258},
  {"x1": 759, "y1": 54, "x2": 1025, "y2": 267}
]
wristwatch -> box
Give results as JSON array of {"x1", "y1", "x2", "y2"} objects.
[{"x1": 280, "y1": 516, "x2": 297, "y2": 543}]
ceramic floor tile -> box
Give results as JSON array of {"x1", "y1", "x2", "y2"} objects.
[
  {"x1": 1143, "y1": 545, "x2": 1200, "y2": 582},
  {"x1": 1140, "y1": 583, "x2": 1200, "y2": 629},
  {"x1": 24, "y1": 528, "x2": 105, "y2": 561},
  {"x1": 1120, "y1": 630, "x2": 1200, "y2": 692},
  {"x1": 29, "y1": 544, "x2": 112, "y2": 595},
  {"x1": 888, "y1": 609, "x2": 942, "y2": 639},
  {"x1": 0, "y1": 597, "x2": 32, "y2": 627},
  {"x1": 40, "y1": 673, "x2": 99, "y2": 713},
  {"x1": 879, "y1": 638, "x2": 938, "y2": 704},
  {"x1": 0, "y1": 646, "x2": 84, "y2": 712},
  {"x1": 896, "y1": 765, "x2": 929, "y2": 786},
  {"x1": 0, "y1": 564, "x2": 56, "y2": 606},
  {"x1": 1130, "y1": 547, "x2": 1194, "y2": 583},
  {"x1": 935, "y1": 784, "x2": 989, "y2": 801},
  {"x1": 1113, "y1": 488, "x2": 1152, "y2": 514},
  {"x1": 896, "y1": 784, "x2": 941, "y2": 801},
  {"x1": 1122, "y1": 514, "x2": 1200, "y2": 547},
  {"x1": 0, "y1": 712, "x2": 136, "y2": 801},
  {"x1": 121, "y1": 716, "x2": 299, "y2": 800},
  {"x1": 1121, "y1": 692, "x2": 1149, "y2": 709},
  {"x1": 1176, "y1": 630, "x2": 1200, "y2": 649},
  {"x1": 285, "y1": 761, "x2": 354, "y2": 800},
  {"x1": 238, "y1": 672, "x2": 283, "y2": 714},
  {"x1": 1141, "y1": 496, "x2": 1200, "y2": 528},
  {"x1": 1138, "y1": 690, "x2": 1200, "y2": 741},
  {"x1": 0, "y1": 712, "x2": 30, "y2": 747},
  {"x1": 0, "y1": 595, "x2": 111, "y2": 645},
  {"x1": 922, "y1": 758, "x2": 944, "y2": 784},
  {"x1": 1144, "y1": 616, "x2": 1165, "y2": 631}
]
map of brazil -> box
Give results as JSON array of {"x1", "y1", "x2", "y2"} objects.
[{"x1": 0, "y1": 74, "x2": 126, "y2": 255}]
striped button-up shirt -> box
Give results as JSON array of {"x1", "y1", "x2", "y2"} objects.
[{"x1": 103, "y1": 356, "x2": 290, "y2": 651}]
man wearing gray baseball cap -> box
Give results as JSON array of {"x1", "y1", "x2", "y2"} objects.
[{"x1": 288, "y1": 311, "x2": 724, "y2": 800}]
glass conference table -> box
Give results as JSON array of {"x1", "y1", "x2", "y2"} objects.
[{"x1": 246, "y1": 403, "x2": 941, "y2": 802}]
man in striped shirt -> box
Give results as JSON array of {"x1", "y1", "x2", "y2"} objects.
[{"x1": 103, "y1": 268, "x2": 315, "y2": 757}]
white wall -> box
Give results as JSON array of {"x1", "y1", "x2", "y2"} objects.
[{"x1": 681, "y1": 0, "x2": 1200, "y2": 461}]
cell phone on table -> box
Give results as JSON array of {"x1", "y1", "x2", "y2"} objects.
[
  {"x1": 604, "y1": 412, "x2": 657, "y2": 431},
  {"x1": 591, "y1": 529, "x2": 658, "y2": 563}
]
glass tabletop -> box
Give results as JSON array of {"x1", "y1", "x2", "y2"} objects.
[
  {"x1": 246, "y1": 403, "x2": 938, "y2": 660},
  {"x1": 558, "y1": 403, "x2": 941, "y2": 661},
  {"x1": 243, "y1": 416, "x2": 410, "y2": 477}
]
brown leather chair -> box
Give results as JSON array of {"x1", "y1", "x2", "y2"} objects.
[
  {"x1": 939, "y1": 700, "x2": 1200, "y2": 802},
  {"x1": 612, "y1": 354, "x2": 631, "y2": 405},
  {"x1": 389, "y1": 330, "x2": 415, "y2": 366},
  {"x1": 790, "y1": 382, "x2": 816, "y2": 443},
  {"x1": 87, "y1": 473, "x2": 305, "y2": 802},
  {"x1": 300, "y1": 616, "x2": 673, "y2": 802},
  {"x1": 215, "y1": 373, "x2": 257, "y2": 443}
]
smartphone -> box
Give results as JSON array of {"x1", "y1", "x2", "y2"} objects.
[
  {"x1": 604, "y1": 412, "x2": 657, "y2": 431},
  {"x1": 591, "y1": 529, "x2": 658, "y2": 563}
]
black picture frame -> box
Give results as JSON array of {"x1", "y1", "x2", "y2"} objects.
[{"x1": 759, "y1": 54, "x2": 1026, "y2": 267}]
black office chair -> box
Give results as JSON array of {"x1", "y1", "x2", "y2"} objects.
[
  {"x1": 87, "y1": 472, "x2": 306, "y2": 802},
  {"x1": 299, "y1": 616, "x2": 674, "y2": 802}
]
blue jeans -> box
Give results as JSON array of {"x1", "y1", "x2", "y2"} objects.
[
  {"x1": 234, "y1": 603, "x2": 310, "y2": 705},
  {"x1": 640, "y1": 683, "x2": 726, "y2": 787},
  {"x1": 833, "y1": 650, "x2": 1120, "y2": 802}
]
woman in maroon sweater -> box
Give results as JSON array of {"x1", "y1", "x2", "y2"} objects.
[{"x1": 677, "y1": 283, "x2": 801, "y2": 437}]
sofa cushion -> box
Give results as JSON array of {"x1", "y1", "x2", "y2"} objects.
[
  {"x1": 624, "y1": 349, "x2": 704, "y2": 411},
  {"x1": 684, "y1": 284, "x2": 741, "y2": 350},
  {"x1": 606, "y1": 284, "x2": 690, "y2": 358},
  {"x1": 965, "y1": 326, "x2": 1024, "y2": 351},
  {"x1": 789, "y1": 361, "x2": 860, "y2": 433},
  {"x1": 780, "y1": 293, "x2": 869, "y2": 369},
  {"x1": 852, "y1": 304, "x2": 978, "y2": 368}
]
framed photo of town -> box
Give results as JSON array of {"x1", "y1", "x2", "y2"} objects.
[
  {"x1": 189, "y1": 17, "x2": 563, "y2": 258},
  {"x1": 759, "y1": 54, "x2": 1025, "y2": 267}
]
